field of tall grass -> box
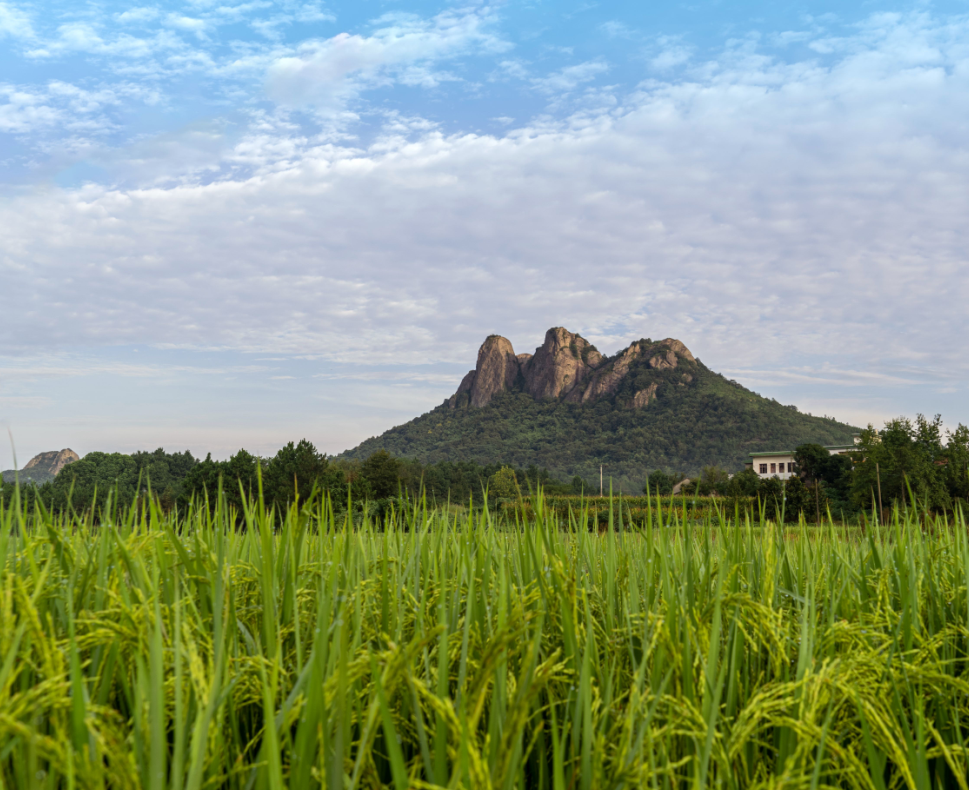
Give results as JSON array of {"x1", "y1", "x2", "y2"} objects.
[{"x1": 2, "y1": 483, "x2": 969, "y2": 789}]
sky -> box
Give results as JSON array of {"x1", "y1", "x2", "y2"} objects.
[{"x1": 1, "y1": 0, "x2": 968, "y2": 469}]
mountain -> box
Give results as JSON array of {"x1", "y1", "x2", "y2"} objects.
[
  {"x1": 2, "y1": 448, "x2": 79, "y2": 484},
  {"x1": 341, "y1": 328, "x2": 859, "y2": 487}
]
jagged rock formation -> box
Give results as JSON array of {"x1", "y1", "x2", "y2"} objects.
[
  {"x1": 523, "y1": 327, "x2": 603, "y2": 400},
  {"x1": 448, "y1": 327, "x2": 696, "y2": 410},
  {"x1": 2, "y1": 448, "x2": 79, "y2": 484},
  {"x1": 452, "y1": 335, "x2": 522, "y2": 408},
  {"x1": 24, "y1": 449, "x2": 79, "y2": 476}
]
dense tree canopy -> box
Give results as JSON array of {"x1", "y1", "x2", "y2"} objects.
[
  {"x1": 849, "y1": 415, "x2": 968, "y2": 513},
  {"x1": 4, "y1": 413, "x2": 967, "y2": 523}
]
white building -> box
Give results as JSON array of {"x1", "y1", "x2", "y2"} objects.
[
  {"x1": 747, "y1": 452, "x2": 798, "y2": 480},
  {"x1": 745, "y1": 436, "x2": 860, "y2": 480}
]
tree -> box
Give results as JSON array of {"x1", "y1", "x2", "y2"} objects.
[
  {"x1": 696, "y1": 466, "x2": 731, "y2": 496},
  {"x1": 793, "y1": 443, "x2": 851, "y2": 521},
  {"x1": 48, "y1": 452, "x2": 140, "y2": 514},
  {"x1": 944, "y1": 424, "x2": 969, "y2": 504},
  {"x1": 850, "y1": 416, "x2": 950, "y2": 513},
  {"x1": 178, "y1": 449, "x2": 260, "y2": 514},
  {"x1": 360, "y1": 450, "x2": 401, "y2": 499},
  {"x1": 793, "y1": 444, "x2": 831, "y2": 484},
  {"x1": 644, "y1": 469, "x2": 677, "y2": 496},
  {"x1": 489, "y1": 466, "x2": 519, "y2": 499},
  {"x1": 726, "y1": 469, "x2": 760, "y2": 497},
  {"x1": 759, "y1": 477, "x2": 786, "y2": 522},
  {"x1": 263, "y1": 439, "x2": 329, "y2": 509},
  {"x1": 781, "y1": 475, "x2": 811, "y2": 522}
]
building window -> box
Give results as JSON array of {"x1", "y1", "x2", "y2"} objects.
[
  {"x1": 770, "y1": 463, "x2": 776, "y2": 473},
  {"x1": 788, "y1": 462, "x2": 794, "y2": 473},
  {"x1": 759, "y1": 464, "x2": 768, "y2": 474}
]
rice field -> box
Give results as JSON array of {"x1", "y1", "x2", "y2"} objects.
[{"x1": 2, "y1": 485, "x2": 969, "y2": 789}]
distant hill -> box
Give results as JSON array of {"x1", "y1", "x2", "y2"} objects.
[
  {"x1": 342, "y1": 327, "x2": 859, "y2": 487},
  {"x1": 1, "y1": 448, "x2": 79, "y2": 484}
]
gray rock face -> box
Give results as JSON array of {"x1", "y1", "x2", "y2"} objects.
[
  {"x1": 631, "y1": 383, "x2": 659, "y2": 408},
  {"x1": 470, "y1": 335, "x2": 521, "y2": 407},
  {"x1": 3, "y1": 448, "x2": 80, "y2": 483},
  {"x1": 449, "y1": 335, "x2": 523, "y2": 408},
  {"x1": 448, "y1": 370, "x2": 477, "y2": 409},
  {"x1": 576, "y1": 341, "x2": 644, "y2": 403},
  {"x1": 23, "y1": 448, "x2": 79, "y2": 476},
  {"x1": 666, "y1": 340, "x2": 695, "y2": 363},
  {"x1": 648, "y1": 349, "x2": 677, "y2": 370},
  {"x1": 447, "y1": 328, "x2": 697, "y2": 410},
  {"x1": 521, "y1": 327, "x2": 603, "y2": 400}
]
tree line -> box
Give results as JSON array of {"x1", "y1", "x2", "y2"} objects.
[
  {"x1": 0, "y1": 441, "x2": 594, "y2": 518},
  {"x1": 648, "y1": 414, "x2": 968, "y2": 521},
  {"x1": 3, "y1": 414, "x2": 966, "y2": 522}
]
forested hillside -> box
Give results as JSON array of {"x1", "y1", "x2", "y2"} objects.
[{"x1": 344, "y1": 331, "x2": 858, "y2": 487}]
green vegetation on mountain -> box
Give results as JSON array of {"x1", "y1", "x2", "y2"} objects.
[
  {"x1": 0, "y1": 467, "x2": 55, "y2": 485},
  {"x1": 344, "y1": 360, "x2": 857, "y2": 488}
]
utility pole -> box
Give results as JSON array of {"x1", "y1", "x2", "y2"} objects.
[{"x1": 600, "y1": 465, "x2": 603, "y2": 497}]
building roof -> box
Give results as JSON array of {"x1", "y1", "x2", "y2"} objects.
[{"x1": 748, "y1": 443, "x2": 858, "y2": 458}]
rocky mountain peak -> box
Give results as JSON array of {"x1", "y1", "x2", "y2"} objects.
[
  {"x1": 470, "y1": 335, "x2": 520, "y2": 407},
  {"x1": 448, "y1": 334, "x2": 521, "y2": 408},
  {"x1": 521, "y1": 327, "x2": 602, "y2": 400},
  {"x1": 23, "y1": 448, "x2": 79, "y2": 476},
  {"x1": 448, "y1": 328, "x2": 698, "y2": 410},
  {"x1": 2, "y1": 448, "x2": 80, "y2": 484}
]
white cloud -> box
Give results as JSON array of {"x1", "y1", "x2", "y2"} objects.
[
  {"x1": 0, "y1": 1, "x2": 32, "y2": 39},
  {"x1": 0, "y1": 79, "x2": 158, "y2": 138},
  {"x1": 649, "y1": 36, "x2": 692, "y2": 70},
  {"x1": 116, "y1": 7, "x2": 160, "y2": 25},
  {"x1": 494, "y1": 59, "x2": 528, "y2": 80},
  {"x1": 296, "y1": 4, "x2": 334, "y2": 23},
  {"x1": 24, "y1": 22, "x2": 188, "y2": 60},
  {"x1": 599, "y1": 20, "x2": 633, "y2": 39},
  {"x1": 265, "y1": 7, "x2": 509, "y2": 108},
  {"x1": 531, "y1": 60, "x2": 609, "y2": 93},
  {"x1": 165, "y1": 14, "x2": 207, "y2": 38},
  {"x1": 0, "y1": 85, "x2": 60, "y2": 133},
  {"x1": 251, "y1": 3, "x2": 334, "y2": 39}
]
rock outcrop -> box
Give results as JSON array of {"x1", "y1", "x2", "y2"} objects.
[
  {"x1": 576, "y1": 341, "x2": 644, "y2": 403},
  {"x1": 3, "y1": 448, "x2": 80, "y2": 483},
  {"x1": 449, "y1": 335, "x2": 522, "y2": 408},
  {"x1": 631, "y1": 384, "x2": 659, "y2": 408},
  {"x1": 469, "y1": 335, "x2": 520, "y2": 407},
  {"x1": 23, "y1": 448, "x2": 79, "y2": 476},
  {"x1": 448, "y1": 327, "x2": 697, "y2": 410},
  {"x1": 522, "y1": 327, "x2": 603, "y2": 401}
]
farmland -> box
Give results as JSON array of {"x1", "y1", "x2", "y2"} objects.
[{"x1": 2, "y1": 487, "x2": 969, "y2": 789}]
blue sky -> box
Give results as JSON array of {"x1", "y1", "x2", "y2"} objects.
[{"x1": 1, "y1": 0, "x2": 968, "y2": 468}]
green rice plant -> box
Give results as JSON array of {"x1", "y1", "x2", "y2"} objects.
[{"x1": 1, "y1": 482, "x2": 969, "y2": 789}]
